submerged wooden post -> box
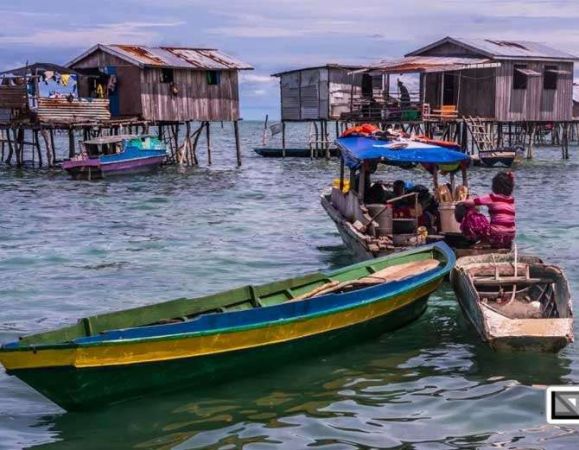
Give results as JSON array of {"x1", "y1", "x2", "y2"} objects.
[
  {"x1": 33, "y1": 130, "x2": 42, "y2": 167},
  {"x1": 16, "y1": 128, "x2": 24, "y2": 167},
  {"x1": 281, "y1": 121, "x2": 286, "y2": 157},
  {"x1": 234, "y1": 120, "x2": 241, "y2": 167},
  {"x1": 527, "y1": 123, "x2": 536, "y2": 160},
  {"x1": 206, "y1": 121, "x2": 212, "y2": 165},
  {"x1": 68, "y1": 128, "x2": 75, "y2": 158},
  {"x1": 562, "y1": 122, "x2": 569, "y2": 160},
  {"x1": 324, "y1": 120, "x2": 330, "y2": 159},
  {"x1": 5, "y1": 127, "x2": 14, "y2": 165},
  {"x1": 49, "y1": 129, "x2": 56, "y2": 165}
]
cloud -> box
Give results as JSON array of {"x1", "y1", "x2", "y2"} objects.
[
  {"x1": 0, "y1": 21, "x2": 185, "y2": 47},
  {"x1": 3, "y1": 0, "x2": 579, "y2": 119},
  {"x1": 240, "y1": 73, "x2": 276, "y2": 84}
]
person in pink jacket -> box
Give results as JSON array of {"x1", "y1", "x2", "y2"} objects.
[{"x1": 457, "y1": 172, "x2": 516, "y2": 249}]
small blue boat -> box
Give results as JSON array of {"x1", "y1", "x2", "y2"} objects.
[{"x1": 63, "y1": 135, "x2": 167, "y2": 180}]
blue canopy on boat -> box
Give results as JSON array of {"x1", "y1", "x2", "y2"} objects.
[{"x1": 337, "y1": 136, "x2": 470, "y2": 170}]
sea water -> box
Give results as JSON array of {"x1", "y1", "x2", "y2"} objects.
[{"x1": 0, "y1": 121, "x2": 577, "y2": 449}]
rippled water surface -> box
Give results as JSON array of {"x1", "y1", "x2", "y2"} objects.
[{"x1": 0, "y1": 122, "x2": 578, "y2": 449}]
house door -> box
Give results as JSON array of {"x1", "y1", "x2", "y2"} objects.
[
  {"x1": 361, "y1": 74, "x2": 373, "y2": 98},
  {"x1": 106, "y1": 66, "x2": 120, "y2": 116},
  {"x1": 443, "y1": 73, "x2": 456, "y2": 105}
]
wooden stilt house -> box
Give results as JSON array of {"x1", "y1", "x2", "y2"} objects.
[
  {"x1": 368, "y1": 36, "x2": 578, "y2": 122},
  {"x1": 272, "y1": 64, "x2": 381, "y2": 122},
  {"x1": 66, "y1": 44, "x2": 253, "y2": 122}
]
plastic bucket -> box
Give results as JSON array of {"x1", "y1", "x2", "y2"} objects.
[
  {"x1": 367, "y1": 204, "x2": 393, "y2": 236},
  {"x1": 439, "y1": 202, "x2": 461, "y2": 233}
]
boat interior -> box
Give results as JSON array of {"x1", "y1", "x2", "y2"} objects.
[
  {"x1": 466, "y1": 260, "x2": 572, "y2": 320},
  {"x1": 12, "y1": 247, "x2": 445, "y2": 348},
  {"x1": 327, "y1": 162, "x2": 470, "y2": 247},
  {"x1": 82, "y1": 135, "x2": 165, "y2": 157}
]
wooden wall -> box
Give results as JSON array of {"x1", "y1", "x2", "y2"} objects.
[
  {"x1": 71, "y1": 49, "x2": 241, "y2": 122},
  {"x1": 71, "y1": 52, "x2": 130, "y2": 69},
  {"x1": 140, "y1": 68, "x2": 239, "y2": 122},
  {"x1": 495, "y1": 60, "x2": 574, "y2": 122},
  {"x1": 36, "y1": 98, "x2": 110, "y2": 123},
  {"x1": 457, "y1": 68, "x2": 496, "y2": 118},
  {"x1": 71, "y1": 51, "x2": 141, "y2": 118},
  {"x1": 0, "y1": 85, "x2": 27, "y2": 110},
  {"x1": 423, "y1": 69, "x2": 496, "y2": 117}
]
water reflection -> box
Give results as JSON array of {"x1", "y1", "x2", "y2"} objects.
[
  {"x1": 31, "y1": 291, "x2": 572, "y2": 450},
  {"x1": 1, "y1": 124, "x2": 578, "y2": 449}
]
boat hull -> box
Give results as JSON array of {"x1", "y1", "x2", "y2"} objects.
[
  {"x1": 450, "y1": 254, "x2": 574, "y2": 352},
  {"x1": 64, "y1": 156, "x2": 165, "y2": 180},
  {"x1": 254, "y1": 147, "x2": 339, "y2": 158},
  {"x1": 8, "y1": 287, "x2": 434, "y2": 410}
]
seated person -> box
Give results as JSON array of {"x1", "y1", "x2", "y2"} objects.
[
  {"x1": 365, "y1": 181, "x2": 388, "y2": 204},
  {"x1": 409, "y1": 184, "x2": 439, "y2": 231},
  {"x1": 456, "y1": 172, "x2": 515, "y2": 249}
]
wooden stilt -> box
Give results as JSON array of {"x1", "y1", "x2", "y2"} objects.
[
  {"x1": 33, "y1": 130, "x2": 42, "y2": 167},
  {"x1": 16, "y1": 128, "x2": 24, "y2": 167},
  {"x1": 281, "y1": 121, "x2": 286, "y2": 157},
  {"x1": 68, "y1": 128, "x2": 75, "y2": 158},
  {"x1": 49, "y1": 129, "x2": 56, "y2": 165},
  {"x1": 0, "y1": 129, "x2": 4, "y2": 163},
  {"x1": 234, "y1": 120, "x2": 241, "y2": 167},
  {"x1": 206, "y1": 121, "x2": 212, "y2": 165},
  {"x1": 5, "y1": 127, "x2": 14, "y2": 165}
]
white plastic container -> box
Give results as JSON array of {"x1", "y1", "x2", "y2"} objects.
[{"x1": 439, "y1": 202, "x2": 461, "y2": 233}]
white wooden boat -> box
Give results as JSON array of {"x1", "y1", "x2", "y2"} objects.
[{"x1": 450, "y1": 253, "x2": 574, "y2": 352}]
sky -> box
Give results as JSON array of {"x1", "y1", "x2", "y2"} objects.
[{"x1": 2, "y1": 0, "x2": 579, "y2": 119}]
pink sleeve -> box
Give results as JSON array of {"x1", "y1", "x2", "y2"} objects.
[{"x1": 473, "y1": 195, "x2": 492, "y2": 206}]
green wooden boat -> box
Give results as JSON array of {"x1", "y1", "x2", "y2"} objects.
[{"x1": 0, "y1": 243, "x2": 454, "y2": 410}]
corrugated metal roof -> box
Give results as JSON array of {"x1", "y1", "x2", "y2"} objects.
[
  {"x1": 271, "y1": 64, "x2": 364, "y2": 77},
  {"x1": 368, "y1": 56, "x2": 496, "y2": 74},
  {"x1": 457, "y1": 38, "x2": 578, "y2": 60},
  {"x1": 67, "y1": 44, "x2": 253, "y2": 70},
  {"x1": 407, "y1": 36, "x2": 579, "y2": 61}
]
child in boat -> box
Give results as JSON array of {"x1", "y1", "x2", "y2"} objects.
[{"x1": 457, "y1": 172, "x2": 515, "y2": 248}]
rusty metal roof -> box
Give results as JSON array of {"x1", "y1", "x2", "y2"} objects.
[
  {"x1": 407, "y1": 37, "x2": 579, "y2": 61},
  {"x1": 367, "y1": 56, "x2": 498, "y2": 74},
  {"x1": 67, "y1": 44, "x2": 253, "y2": 70}
]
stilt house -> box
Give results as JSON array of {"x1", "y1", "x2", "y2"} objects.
[
  {"x1": 369, "y1": 36, "x2": 578, "y2": 122},
  {"x1": 272, "y1": 65, "x2": 383, "y2": 121},
  {"x1": 66, "y1": 44, "x2": 253, "y2": 122}
]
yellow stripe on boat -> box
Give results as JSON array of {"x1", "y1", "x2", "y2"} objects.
[{"x1": 1, "y1": 280, "x2": 440, "y2": 371}]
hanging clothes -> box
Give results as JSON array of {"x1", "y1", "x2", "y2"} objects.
[
  {"x1": 95, "y1": 84, "x2": 105, "y2": 98},
  {"x1": 60, "y1": 74, "x2": 71, "y2": 86},
  {"x1": 107, "y1": 74, "x2": 117, "y2": 93},
  {"x1": 44, "y1": 70, "x2": 54, "y2": 81}
]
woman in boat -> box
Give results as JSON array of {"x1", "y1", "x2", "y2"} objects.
[{"x1": 457, "y1": 171, "x2": 515, "y2": 248}]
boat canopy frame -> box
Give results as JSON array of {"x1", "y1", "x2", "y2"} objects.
[{"x1": 335, "y1": 136, "x2": 470, "y2": 201}]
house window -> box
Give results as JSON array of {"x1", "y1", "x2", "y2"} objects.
[
  {"x1": 513, "y1": 65, "x2": 528, "y2": 90},
  {"x1": 544, "y1": 65, "x2": 558, "y2": 90},
  {"x1": 161, "y1": 68, "x2": 174, "y2": 83},
  {"x1": 207, "y1": 70, "x2": 221, "y2": 85}
]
